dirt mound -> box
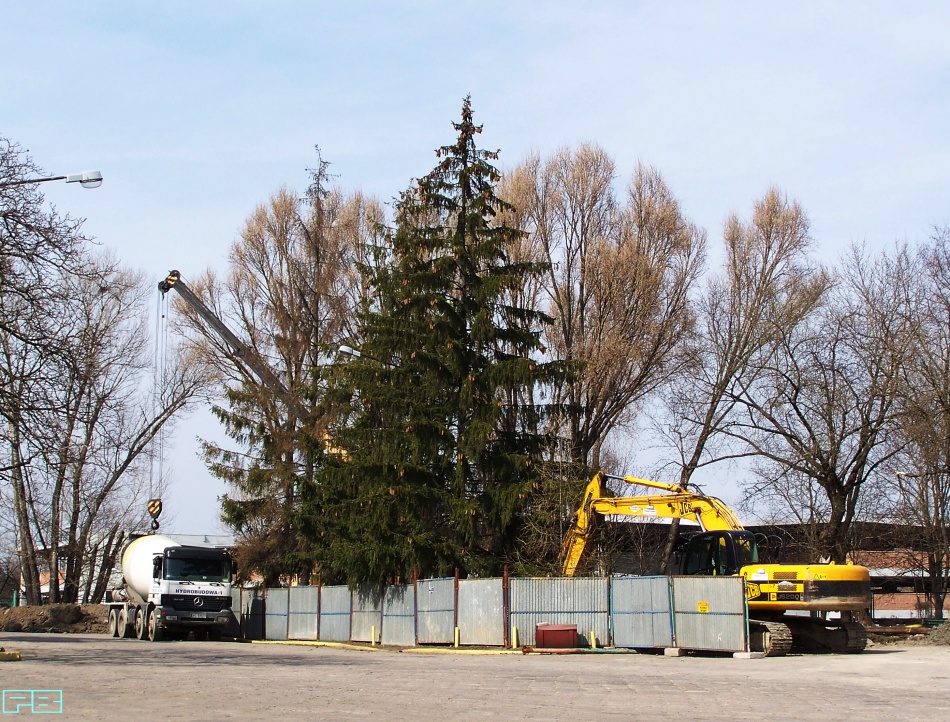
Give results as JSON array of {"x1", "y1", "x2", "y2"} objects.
[
  {"x1": 921, "y1": 622, "x2": 950, "y2": 646},
  {"x1": 0, "y1": 604, "x2": 109, "y2": 634}
]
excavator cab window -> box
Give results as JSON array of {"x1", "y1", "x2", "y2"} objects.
[
  {"x1": 683, "y1": 531, "x2": 754, "y2": 576},
  {"x1": 682, "y1": 534, "x2": 719, "y2": 575},
  {"x1": 733, "y1": 532, "x2": 758, "y2": 567},
  {"x1": 681, "y1": 532, "x2": 749, "y2": 576}
]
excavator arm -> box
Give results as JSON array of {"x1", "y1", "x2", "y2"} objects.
[
  {"x1": 561, "y1": 471, "x2": 744, "y2": 576},
  {"x1": 560, "y1": 470, "x2": 873, "y2": 656}
]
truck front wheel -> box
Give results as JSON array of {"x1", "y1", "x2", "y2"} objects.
[{"x1": 147, "y1": 609, "x2": 165, "y2": 642}]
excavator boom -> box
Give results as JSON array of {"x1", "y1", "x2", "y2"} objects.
[{"x1": 561, "y1": 472, "x2": 743, "y2": 575}]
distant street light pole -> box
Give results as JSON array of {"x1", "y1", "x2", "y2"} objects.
[
  {"x1": 0, "y1": 170, "x2": 103, "y2": 189},
  {"x1": 337, "y1": 344, "x2": 362, "y2": 359},
  {"x1": 338, "y1": 345, "x2": 396, "y2": 367}
]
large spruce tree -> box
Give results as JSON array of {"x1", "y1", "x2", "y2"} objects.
[{"x1": 309, "y1": 98, "x2": 560, "y2": 585}]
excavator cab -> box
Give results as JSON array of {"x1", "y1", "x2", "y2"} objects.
[{"x1": 674, "y1": 530, "x2": 758, "y2": 576}]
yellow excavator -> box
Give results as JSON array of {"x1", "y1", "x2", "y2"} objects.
[{"x1": 562, "y1": 472, "x2": 871, "y2": 656}]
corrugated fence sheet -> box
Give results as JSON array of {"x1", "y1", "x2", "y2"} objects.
[
  {"x1": 239, "y1": 587, "x2": 264, "y2": 640},
  {"x1": 671, "y1": 576, "x2": 747, "y2": 652},
  {"x1": 224, "y1": 587, "x2": 242, "y2": 638},
  {"x1": 351, "y1": 586, "x2": 383, "y2": 643},
  {"x1": 238, "y1": 576, "x2": 749, "y2": 651},
  {"x1": 264, "y1": 587, "x2": 289, "y2": 641},
  {"x1": 509, "y1": 577, "x2": 609, "y2": 647},
  {"x1": 382, "y1": 584, "x2": 415, "y2": 646},
  {"x1": 611, "y1": 576, "x2": 673, "y2": 648},
  {"x1": 288, "y1": 586, "x2": 320, "y2": 640},
  {"x1": 416, "y1": 577, "x2": 455, "y2": 644},
  {"x1": 458, "y1": 578, "x2": 504, "y2": 646},
  {"x1": 319, "y1": 585, "x2": 351, "y2": 642}
]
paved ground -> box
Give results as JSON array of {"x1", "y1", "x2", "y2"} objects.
[{"x1": 1, "y1": 633, "x2": 948, "y2": 720}]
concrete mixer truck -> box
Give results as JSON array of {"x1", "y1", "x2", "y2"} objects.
[{"x1": 106, "y1": 534, "x2": 235, "y2": 642}]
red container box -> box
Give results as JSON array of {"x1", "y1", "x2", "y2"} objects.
[{"x1": 535, "y1": 623, "x2": 578, "y2": 648}]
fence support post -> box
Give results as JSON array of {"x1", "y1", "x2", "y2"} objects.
[
  {"x1": 413, "y1": 569, "x2": 419, "y2": 647},
  {"x1": 317, "y1": 573, "x2": 322, "y2": 642},
  {"x1": 453, "y1": 567, "x2": 460, "y2": 641},
  {"x1": 503, "y1": 566, "x2": 510, "y2": 648}
]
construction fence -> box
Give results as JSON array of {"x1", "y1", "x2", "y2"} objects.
[{"x1": 229, "y1": 575, "x2": 749, "y2": 653}]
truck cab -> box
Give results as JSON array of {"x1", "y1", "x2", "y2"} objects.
[
  {"x1": 108, "y1": 536, "x2": 236, "y2": 642},
  {"x1": 148, "y1": 546, "x2": 234, "y2": 639}
]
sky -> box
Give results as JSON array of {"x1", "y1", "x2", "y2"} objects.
[{"x1": 3, "y1": 2, "x2": 949, "y2": 533}]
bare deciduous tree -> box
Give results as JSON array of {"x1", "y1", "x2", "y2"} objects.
[
  {"x1": 655, "y1": 188, "x2": 826, "y2": 567},
  {"x1": 173, "y1": 159, "x2": 381, "y2": 583},
  {"x1": 886, "y1": 227, "x2": 950, "y2": 616},
  {"x1": 2, "y1": 253, "x2": 203, "y2": 604},
  {"x1": 735, "y1": 243, "x2": 914, "y2": 561},
  {"x1": 0, "y1": 138, "x2": 88, "y2": 350},
  {"x1": 507, "y1": 146, "x2": 705, "y2": 468}
]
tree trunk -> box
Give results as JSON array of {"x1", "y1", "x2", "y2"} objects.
[{"x1": 9, "y1": 423, "x2": 42, "y2": 604}]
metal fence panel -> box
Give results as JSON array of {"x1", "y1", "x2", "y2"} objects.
[
  {"x1": 288, "y1": 586, "x2": 320, "y2": 640},
  {"x1": 458, "y1": 578, "x2": 504, "y2": 646},
  {"x1": 223, "y1": 587, "x2": 242, "y2": 638},
  {"x1": 351, "y1": 586, "x2": 383, "y2": 643},
  {"x1": 611, "y1": 576, "x2": 673, "y2": 648},
  {"x1": 264, "y1": 587, "x2": 289, "y2": 641},
  {"x1": 416, "y1": 577, "x2": 455, "y2": 644},
  {"x1": 319, "y1": 586, "x2": 351, "y2": 642},
  {"x1": 509, "y1": 577, "x2": 609, "y2": 647},
  {"x1": 671, "y1": 576, "x2": 747, "y2": 652},
  {"x1": 239, "y1": 587, "x2": 264, "y2": 640},
  {"x1": 381, "y1": 584, "x2": 415, "y2": 646}
]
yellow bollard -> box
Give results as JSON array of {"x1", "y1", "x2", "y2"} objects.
[
  {"x1": 371, "y1": 625, "x2": 376, "y2": 646},
  {"x1": 454, "y1": 627, "x2": 460, "y2": 648},
  {"x1": 511, "y1": 625, "x2": 518, "y2": 648},
  {"x1": 590, "y1": 630, "x2": 597, "y2": 649}
]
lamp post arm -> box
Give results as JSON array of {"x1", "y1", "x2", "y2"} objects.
[
  {"x1": 0, "y1": 171, "x2": 102, "y2": 189},
  {"x1": 0, "y1": 175, "x2": 67, "y2": 188}
]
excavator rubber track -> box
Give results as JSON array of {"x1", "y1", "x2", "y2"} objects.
[
  {"x1": 749, "y1": 620, "x2": 793, "y2": 657},
  {"x1": 839, "y1": 621, "x2": 868, "y2": 653},
  {"x1": 781, "y1": 617, "x2": 868, "y2": 654}
]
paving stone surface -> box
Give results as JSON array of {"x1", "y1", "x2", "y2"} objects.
[{"x1": 1, "y1": 632, "x2": 948, "y2": 720}]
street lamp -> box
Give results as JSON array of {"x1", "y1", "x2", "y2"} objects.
[{"x1": 0, "y1": 170, "x2": 103, "y2": 189}]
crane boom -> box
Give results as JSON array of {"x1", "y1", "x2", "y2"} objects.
[
  {"x1": 158, "y1": 269, "x2": 349, "y2": 459},
  {"x1": 158, "y1": 270, "x2": 292, "y2": 401}
]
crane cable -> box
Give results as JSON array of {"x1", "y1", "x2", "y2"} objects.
[{"x1": 148, "y1": 290, "x2": 169, "y2": 531}]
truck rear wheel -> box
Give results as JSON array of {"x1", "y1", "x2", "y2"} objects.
[
  {"x1": 118, "y1": 608, "x2": 135, "y2": 638},
  {"x1": 108, "y1": 609, "x2": 120, "y2": 638},
  {"x1": 147, "y1": 609, "x2": 164, "y2": 642},
  {"x1": 134, "y1": 607, "x2": 148, "y2": 640}
]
